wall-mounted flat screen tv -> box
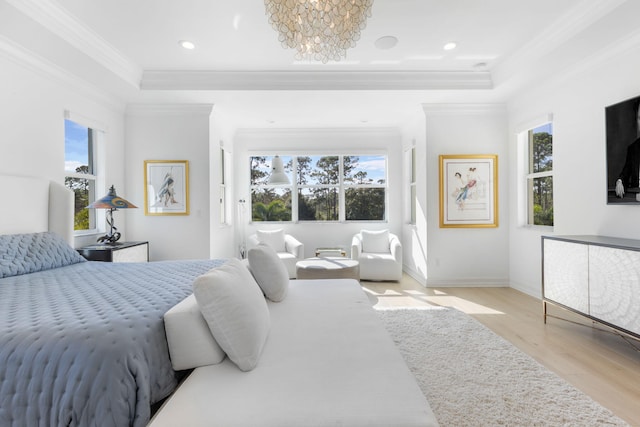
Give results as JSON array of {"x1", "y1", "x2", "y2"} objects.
[{"x1": 606, "y1": 95, "x2": 640, "y2": 204}]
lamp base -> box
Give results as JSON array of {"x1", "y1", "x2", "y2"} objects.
[
  {"x1": 97, "y1": 208, "x2": 122, "y2": 244},
  {"x1": 97, "y1": 232, "x2": 122, "y2": 244}
]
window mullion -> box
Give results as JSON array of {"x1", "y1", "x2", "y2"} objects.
[
  {"x1": 66, "y1": 172, "x2": 97, "y2": 181},
  {"x1": 527, "y1": 170, "x2": 553, "y2": 179},
  {"x1": 292, "y1": 157, "x2": 298, "y2": 222},
  {"x1": 339, "y1": 156, "x2": 345, "y2": 222}
]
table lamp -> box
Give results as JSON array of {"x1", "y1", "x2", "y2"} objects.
[{"x1": 87, "y1": 185, "x2": 137, "y2": 244}]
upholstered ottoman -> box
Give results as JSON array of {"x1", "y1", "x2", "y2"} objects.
[{"x1": 295, "y1": 257, "x2": 360, "y2": 280}]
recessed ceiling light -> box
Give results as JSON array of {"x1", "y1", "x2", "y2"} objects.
[
  {"x1": 374, "y1": 36, "x2": 398, "y2": 50},
  {"x1": 179, "y1": 40, "x2": 195, "y2": 50},
  {"x1": 443, "y1": 42, "x2": 457, "y2": 51}
]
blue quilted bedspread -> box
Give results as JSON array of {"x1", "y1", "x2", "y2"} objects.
[{"x1": 0, "y1": 258, "x2": 225, "y2": 427}]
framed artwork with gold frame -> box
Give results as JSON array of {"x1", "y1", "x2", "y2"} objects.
[
  {"x1": 439, "y1": 154, "x2": 498, "y2": 228},
  {"x1": 144, "y1": 160, "x2": 189, "y2": 216}
]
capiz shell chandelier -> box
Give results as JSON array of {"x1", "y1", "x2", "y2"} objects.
[{"x1": 264, "y1": 0, "x2": 374, "y2": 63}]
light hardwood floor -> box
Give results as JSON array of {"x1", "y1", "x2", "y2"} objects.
[{"x1": 361, "y1": 275, "x2": 640, "y2": 426}]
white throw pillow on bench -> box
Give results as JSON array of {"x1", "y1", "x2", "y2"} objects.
[
  {"x1": 193, "y1": 258, "x2": 270, "y2": 372},
  {"x1": 248, "y1": 243, "x2": 289, "y2": 302},
  {"x1": 163, "y1": 294, "x2": 226, "y2": 371}
]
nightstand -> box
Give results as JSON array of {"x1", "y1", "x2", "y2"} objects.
[{"x1": 77, "y1": 241, "x2": 149, "y2": 262}]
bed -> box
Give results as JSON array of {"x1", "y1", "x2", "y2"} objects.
[{"x1": 0, "y1": 175, "x2": 222, "y2": 426}]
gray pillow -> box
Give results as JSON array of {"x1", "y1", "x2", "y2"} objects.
[
  {"x1": 192, "y1": 258, "x2": 270, "y2": 372},
  {"x1": 248, "y1": 243, "x2": 289, "y2": 302},
  {"x1": 0, "y1": 232, "x2": 86, "y2": 278}
]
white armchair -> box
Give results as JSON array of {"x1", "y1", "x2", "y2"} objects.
[
  {"x1": 351, "y1": 230, "x2": 402, "y2": 281},
  {"x1": 248, "y1": 229, "x2": 304, "y2": 279}
]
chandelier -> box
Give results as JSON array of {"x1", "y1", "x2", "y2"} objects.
[{"x1": 264, "y1": 0, "x2": 374, "y2": 63}]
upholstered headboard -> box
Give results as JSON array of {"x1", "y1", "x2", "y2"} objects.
[{"x1": 0, "y1": 175, "x2": 74, "y2": 245}]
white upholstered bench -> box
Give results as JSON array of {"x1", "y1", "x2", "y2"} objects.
[{"x1": 153, "y1": 279, "x2": 437, "y2": 427}]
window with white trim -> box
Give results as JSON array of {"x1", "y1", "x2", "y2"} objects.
[
  {"x1": 344, "y1": 155, "x2": 386, "y2": 221},
  {"x1": 64, "y1": 117, "x2": 102, "y2": 233},
  {"x1": 250, "y1": 154, "x2": 387, "y2": 222},
  {"x1": 519, "y1": 122, "x2": 553, "y2": 226},
  {"x1": 64, "y1": 119, "x2": 96, "y2": 231},
  {"x1": 250, "y1": 155, "x2": 293, "y2": 221}
]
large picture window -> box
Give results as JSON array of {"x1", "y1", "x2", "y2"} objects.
[{"x1": 250, "y1": 154, "x2": 387, "y2": 222}]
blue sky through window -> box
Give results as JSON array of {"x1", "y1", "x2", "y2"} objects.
[
  {"x1": 352, "y1": 155, "x2": 386, "y2": 183},
  {"x1": 64, "y1": 119, "x2": 89, "y2": 173},
  {"x1": 534, "y1": 123, "x2": 553, "y2": 135}
]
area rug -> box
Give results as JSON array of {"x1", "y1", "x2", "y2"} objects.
[{"x1": 377, "y1": 307, "x2": 628, "y2": 427}]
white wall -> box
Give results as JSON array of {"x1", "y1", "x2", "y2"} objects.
[
  {"x1": 508, "y1": 41, "x2": 640, "y2": 297},
  {"x1": 233, "y1": 128, "x2": 403, "y2": 259},
  {"x1": 0, "y1": 51, "x2": 126, "y2": 248},
  {"x1": 125, "y1": 104, "x2": 213, "y2": 261},
  {"x1": 423, "y1": 105, "x2": 509, "y2": 286}
]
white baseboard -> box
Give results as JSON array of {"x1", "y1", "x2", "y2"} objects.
[
  {"x1": 403, "y1": 265, "x2": 427, "y2": 287},
  {"x1": 425, "y1": 277, "x2": 509, "y2": 287},
  {"x1": 508, "y1": 280, "x2": 542, "y2": 299}
]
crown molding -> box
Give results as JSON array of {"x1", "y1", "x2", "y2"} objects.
[
  {"x1": 236, "y1": 127, "x2": 400, "y2": 136},
  {"x1": 6, "y1": 0, "x2": 142, "y2": 89},
  {"x1": 492, "y1": 0, "x2": 628, "y2": 86},
  {"x1": 553, "y1": 26, "x2": 640, "y2": 87},
  {"x1": 126, "y1": 103, "x2": 215, "y2": 116},
  {"x1": 0, "y1": 35, "x2": 124, "y2": 112},
  {"x1": 422, "y1": 103, "x2": 506, "y2": 115},
  {"x1": 140, "y1": 70, "x2": 493, "y2": 91}
]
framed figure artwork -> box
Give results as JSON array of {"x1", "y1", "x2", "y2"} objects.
[
  {"x1": 144, "y1": 160, "x2": 189, "y2": 215},
  {"x1": 606, "y1": 94, "x2": 640, "y2": 204},
  {"x1": 439, "y1": 154, "x2": 498, "y2": 228}
]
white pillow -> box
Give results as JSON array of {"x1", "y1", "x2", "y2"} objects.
[
  {"x1": 192, "y1": 258, "x2": 270, "y2": 372},
  {"x1": 256, "y1": 229, "x2": 286, "y2": 253},
  {"x1": 248, "y1": 243, "x2": 289, "y2": 302},
  {"x1": 163, "y1": 294, "x2": 226, "y2": 370},
  {"x1": 361, "y1": 229, "x2": 390, "y2": 253}
]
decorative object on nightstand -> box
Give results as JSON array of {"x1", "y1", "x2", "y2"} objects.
[
  {"x1": 86, "y1": 185, "x2": 137, "y2": 244},
  {"x1": 77, "y1": 241, "x2": 149, "y2": 262}
]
